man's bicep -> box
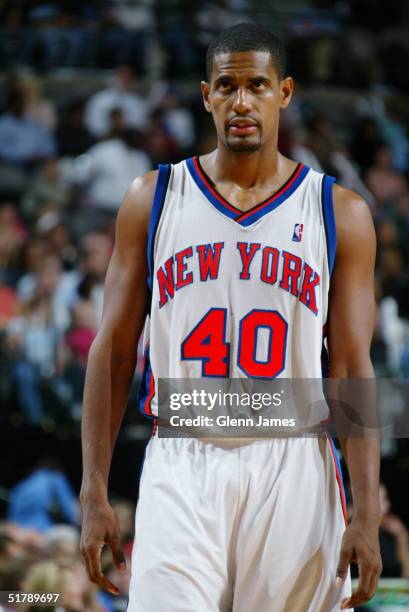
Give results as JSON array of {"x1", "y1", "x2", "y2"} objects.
[{"x1": 327, "y1": 192, "x2": 376, "y2": 375}]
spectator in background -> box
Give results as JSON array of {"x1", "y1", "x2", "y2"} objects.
[
  {"x1": 100, "y1": 3, "x2": 152, "y2": 72},
  {"x1": 378, "y1": 247, "x2": 406, "y2": 301},
  {"x1": 144, "y1": 109, "x2": 180, "y2": 166},
  {"x1": 159, "y1": 87, "x2": 195, "y2": 151},
  {"x1": 394, "y1": 191, "x2": 409, "y2": 262},
  {"x1": 21, "y1": 5, "x2": 88, "y2": 70},
  {"x1": 21, "y1": 158, "x2": 70, "y2": 220},
  {"x1": 21, "y1": 561, "x2": 82, "y2": 611},
  {"x1": 55, "y1": 231, "x2": 113, "y2": 331},
  {"x1": 377, "y1": 217, "x2": 400, "y2": 251},
  {"x1": 379, "y1": 483, "x2": 409, "y2": 578},
  {"x1": 14, "y1": 249, "x2": 67, "y2": 329},
  {"x1": 65, "y1": 298, "x2": 97, "y2": 370},
  {"x1": 350, "y1": 117, "x2": 384, "y2": 174},
  {"x1": 365, "y1": 144, "x2": 408, "y2": 207},
  {"x1": 0, "y1": 524, "x2": 106, "y2": 610},
  {"x1": 377, "y1": 216, "x2": 409, "y2": 312},
  {"x1": 0, "y1": 203, "x2": 25, "y2": 288},
  {"x1": 57, "y1": 98, "x2": 94, "y2": 158},
  {"x1": 17, "y1": 237, "x2": 49, "y2": 301},
  {"x1": 110, "y1": 498, "x2": 135, "y2": 557},
  {"x1": 292, "y1": 112, "x2": 374, "y2": 204},
  {"x1": 62, "y1": 295, "x2": 98, "y2": 413},
  {"x1": 0, "y1": 284, "x2": 19, "y2": 329},
  {"x1": 0, "y1": 87, "x2": 56, "y2": 167},
  {"x1": 35, "y1": 212, "x2": 77, "y2": 271},
  {"x1": 44, "y1": 525, "x2": 80, "y2": 561},
  {"x1": 0, "y1": 521, "x2": 45, "y2": 556},
  {"x1": 0, "y1": 532, "x2": 24, "y2": 561},
  {"x1": 7, "y1": 457, "x2": 80, "y2": 534},
  {"x1": 84, "y1": 66, "x2": 148, "y2": 138},
  {"x1": 18, "y1": 75, "x2": 57, "y2": 134},
  {"x1": 0, "y1": 557, "x2": 32, "y2": 593},
  {"x1": 6, "y1": 254, "x2": 64, "y2": 423},
  {"x1": 21, "y1": 559, "x2": 104, "y2": 612},
  {"x1": 378, "y1": 97, "x2": 409, "y2": 174},
  {"x1": 156, "y1": 0, "x2": 197, "y2": 78},
  {"x1": 75, "y1": 116, "x2": 151, "y2": 213}
]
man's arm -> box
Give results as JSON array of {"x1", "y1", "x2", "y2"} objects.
[
  {"x1": 328, "y1": 185, "x2": 382, "y2": 610},
  {"x1": 79, "y1": 171, "x2": 157, "y2": 595}
]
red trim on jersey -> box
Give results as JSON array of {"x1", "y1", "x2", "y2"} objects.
[
  {"x1": 193, "y1": 157, "x2": 239, "y2": 215},
  {"x1": 144, "y1": 371, "x2": 155, "y2": 416},
  {"x1": 326, "y1": 431, "x2": 348, "y2": 527},
  {"x1": 236, "y1": 163, "x2": 304, "y2": 222}
]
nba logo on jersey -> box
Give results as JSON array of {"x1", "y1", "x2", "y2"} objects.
[{"x1": 292, "y1": 223, "x2": 304, "y2": 242}]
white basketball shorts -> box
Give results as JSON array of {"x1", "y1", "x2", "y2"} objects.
[{"x1": 127, "y1": 432, "x2": 352, "y2": 611}]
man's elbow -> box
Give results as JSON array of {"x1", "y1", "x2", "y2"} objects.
[{"x1": 328, "y1": 350, "x2": 374, "y2": 378}]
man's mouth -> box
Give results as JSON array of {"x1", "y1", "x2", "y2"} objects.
[{"x1": 227, "y1": 118, "x2": 258, "y2": 136}]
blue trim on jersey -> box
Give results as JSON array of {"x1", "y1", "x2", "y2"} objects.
[
  {"x1": 186, "y1": 157, "x2": 238, "y2": 221},
  {"x1": 138, "y1": 346, "x2": 155, "y2": 419},
  {"x1": 147, "y1": 164, "x2": 171, "y2": 291},
  {"x1": 239, "y1": 165, "x2": 310, "y2": 227},
  {"x1": 322, "y1": 175, "x2": 337, "y2": 276},
  {"x1": 186, "y1": 157, "x2": 310, "y2": 227}
]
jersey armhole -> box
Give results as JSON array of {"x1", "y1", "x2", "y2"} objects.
[
  {"x1": 321, "y1": 174, "x2": 337, "y2": 276},
  {"x1": 147, "y1": 164, "x2": 171, "y2": 291}
]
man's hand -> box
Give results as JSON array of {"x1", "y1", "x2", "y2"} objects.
[
  {"x1": 80, "y1": 496, "x2": 126, "y2": 595},
  {"x1": 336, "y1": 519, "x2": 382, "y2": 610}
]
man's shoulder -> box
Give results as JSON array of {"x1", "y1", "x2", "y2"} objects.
[
  {"x1": 332, "y1": 184, "x2": 373, "y2": 230},
  {"x1": 122, "y1": 158, "x2": 189, "y2": 226},
  {"x1": 332, "y1": 184, "x2": 375, "y2": 255},
  {"x1": 128, "y1": 169, "x2": 159, "y2": 202},
  {"x1": 116, "y1": 170, "x2": 160, "y2": 236}
]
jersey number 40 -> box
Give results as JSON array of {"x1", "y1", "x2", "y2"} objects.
[{"x1": 181, "y1": 308, "x2": 288, "y2": 379}]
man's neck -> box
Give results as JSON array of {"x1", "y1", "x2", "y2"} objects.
[{"x1": 205, "y1": 144, "x2": 281, "y2": 190}]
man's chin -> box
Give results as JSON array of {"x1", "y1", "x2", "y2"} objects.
[{"x1": 226, "y1": 137, "x2": 261, "y2": 153}]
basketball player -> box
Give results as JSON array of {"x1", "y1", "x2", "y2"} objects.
[{"x1": 80, "y1": 23, "x2": 382, "y2": 611}]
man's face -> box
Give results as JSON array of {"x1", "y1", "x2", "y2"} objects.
[{"x1": 202, "y1": 51, "x2": 293, "y2": 152}]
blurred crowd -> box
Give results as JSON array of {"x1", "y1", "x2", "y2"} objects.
[
  {"x1": 0, "y1": 65, "x2": 199, "y2": 427},
  {"x1": 1, "y1": 1, "x2": 409, "y2": 87},
  {"x1": 1, "y1": 458, "x2": 134, "y2": 611}
]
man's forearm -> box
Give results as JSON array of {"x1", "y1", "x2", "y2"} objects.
[
  {"x1": 80, "y1": 337, "x2": 137, "y2": 501},
  {"x1": 339, "y1": 436, "x2": 381, "y2": 522},
  {"x1": 330, "y1": 362, "x2": 381, "y2": 523}
]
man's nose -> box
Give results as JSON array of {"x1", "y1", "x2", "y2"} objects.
[{"x1": 232, "y1": 87, "x2": 251, "y2": 114}]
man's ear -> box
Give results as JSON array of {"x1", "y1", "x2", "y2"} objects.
[
  {"x1": 279, "y1": 76, "x2": 293, "y2": 109},
  {"x1": 201, "y1": 81, "x2": 211, "y2": 113}
]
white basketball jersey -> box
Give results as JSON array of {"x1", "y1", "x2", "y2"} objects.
[{"x1": 138, "y1": 157, "x2": 336, "y2": 419}]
